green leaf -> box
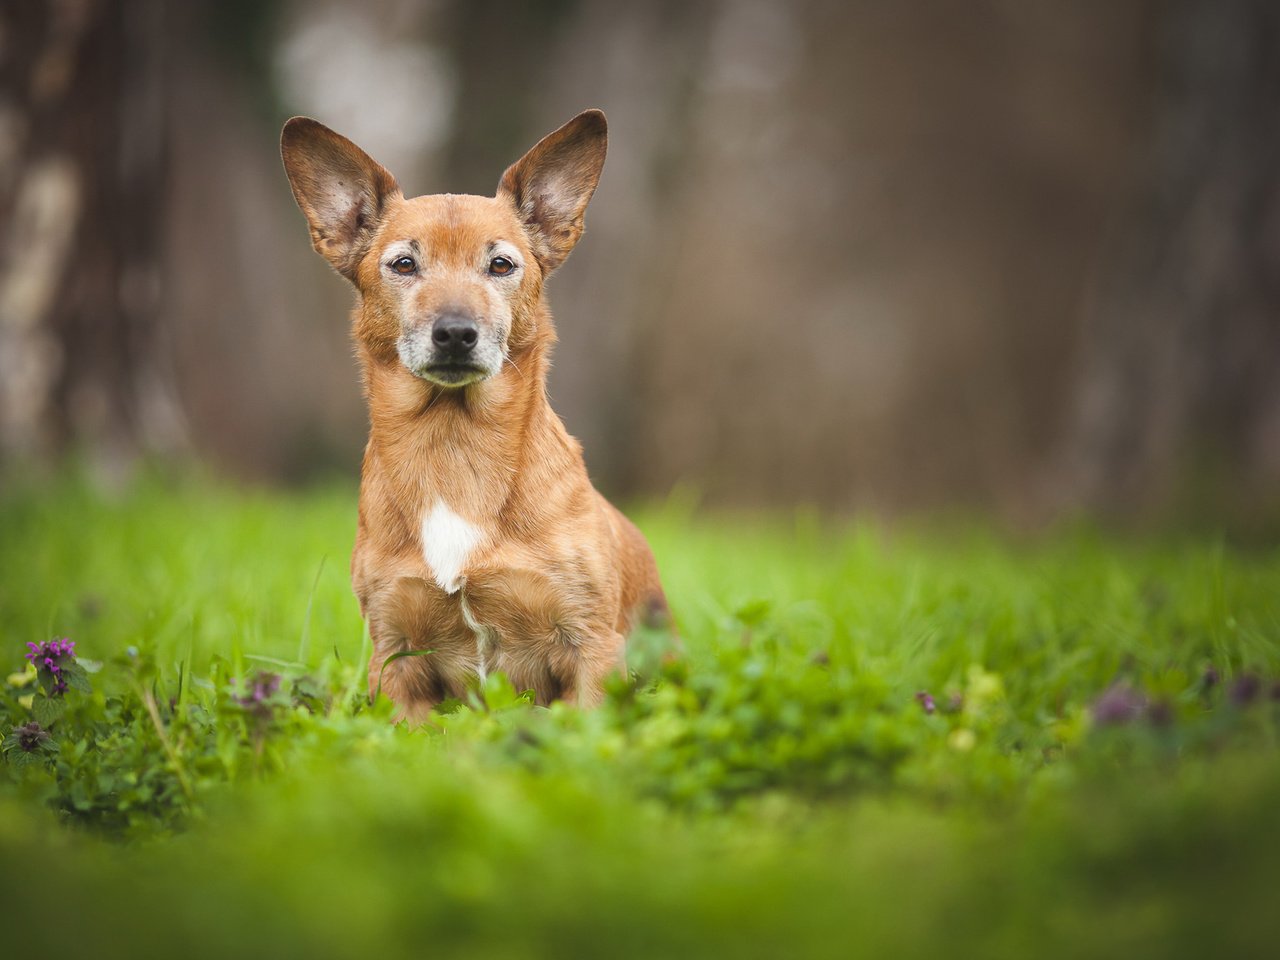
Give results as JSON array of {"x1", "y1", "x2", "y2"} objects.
[
  {"x1": 479, "y1": 671, "x2": 532, "y2": 712},
  {"x1": 372, "y1": 649, "x2": 434, "y2": 703},
  {"x1": 733, "y1": 599, "x2": 773, "y2": 628},
  {"x1": 32, "y1": 694, "x2": 66, "y2": 727},
  {"x1": 62, "y1": 662, "x2": 93, "y2": 694},
  {"x1": 244, "y1": 654, "x2": 307, "y2": 670},
  {"x1": 10, "y1": 749, "x2": 43, "y2": 769}
]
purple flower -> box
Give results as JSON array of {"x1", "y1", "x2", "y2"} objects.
[
  {"x1": 25, "y1": 638, "x2": 76, "y2": 696},
  {"x1": 236, "y1": 672, "x2": 283, "y2": 717},
  {"x1": 15, "y1": 721, "x2": 50, "y2": 753},
  {"x1": 914, "y1": 690, "x2": 936, "y2": 715},
  {"x1": 1228, "y1": 674, "x2": 1262, "y2": 707},
  {"x1": 1092, "y1": 681, "x2": 1147, "y2": 726}
]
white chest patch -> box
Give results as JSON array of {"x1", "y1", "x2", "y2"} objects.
[{"x1": 420, "y1": 501, "x2": 483, "y2": 594}]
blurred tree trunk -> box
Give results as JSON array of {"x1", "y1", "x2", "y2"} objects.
[
  {"x1": 1063, "y1": 0, "x2": 1280, "y2": 518},
  {"x1": 0, "y1": 0, "x2": 183, "y2": 478}
]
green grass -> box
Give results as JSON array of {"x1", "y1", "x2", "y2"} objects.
[{"x1": 1, "y1": 471, "x2": 1279, "y2": 958}]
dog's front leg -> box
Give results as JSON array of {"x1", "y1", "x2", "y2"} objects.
[
  {"x1": 365, "y1": 577, "x2": 475, "y2": 722},
  {"x1": 558, "y1": 631, "x2": 627, "y2": 707}
]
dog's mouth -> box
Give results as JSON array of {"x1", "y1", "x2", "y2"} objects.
[
  {"x1": 396, "y1": 329, "x2": 503, "y2": 389},
  {"x1": 419, "y1": 363, "x2": 489, "y2": 387}
]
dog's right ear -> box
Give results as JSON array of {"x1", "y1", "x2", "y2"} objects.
[{"x1": 281, "y1": 118, "x2": 401, "y2": 281}]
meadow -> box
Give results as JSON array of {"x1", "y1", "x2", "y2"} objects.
[{"x1": 1, "y1": 471, "x2": 1278, "y2": 958}]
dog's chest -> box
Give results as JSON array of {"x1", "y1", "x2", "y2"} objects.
[
  {"x1": 419, "y1": 500, "x2": 484, "y2": 595},
  {"x1": 407, "y1": 499, "x2": 591, "y2": 655},
  {"x1": 416, "y1": 501, "x2": 493, "y2": 676}
]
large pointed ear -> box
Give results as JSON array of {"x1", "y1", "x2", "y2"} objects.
[
  {"x1": 497, "y1": 109, "x2": 607, "y2": 273},
  {"x1": 281, "y1": 117, "x2": 401, "y2": 281}
]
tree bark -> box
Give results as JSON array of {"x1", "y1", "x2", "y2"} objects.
[
  {"x1": 1062, "y1": 0, "x2": 1280, "y2": 518},
  {"x1": 0, "y1": 0, "x2": 184, "y2": 478}
]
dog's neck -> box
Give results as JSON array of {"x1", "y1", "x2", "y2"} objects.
[{"x1": 357, "y1": 323, "x2": 577, "y2": 534}]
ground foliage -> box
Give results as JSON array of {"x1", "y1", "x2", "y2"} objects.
[{"x1": 1, "y1": 472, "x2": 1278, "y2": 958}]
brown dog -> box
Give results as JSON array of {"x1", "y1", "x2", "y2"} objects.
[{"x1": 281, "y1": 110, "x2": 668, "y2": 720}]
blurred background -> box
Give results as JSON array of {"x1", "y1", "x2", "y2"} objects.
[{"x1": 1, "y1": 0, "x2": 1278, "y2": 525}]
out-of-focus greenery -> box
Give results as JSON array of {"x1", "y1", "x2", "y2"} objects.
[{"x1": 1, "y1": 471, "x2": 1278, "y2": 958}]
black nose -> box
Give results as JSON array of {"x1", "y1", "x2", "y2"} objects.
[{"x1": 431, "y1": 314, "x2": 479, "y2": 356}]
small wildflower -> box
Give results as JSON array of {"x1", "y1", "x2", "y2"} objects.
[
  {"x1": 237, "y1": 672, "x2": 283, "y2": 718},
  {"x1": 25, "y1": 638, "x2": 77, "y2": 696},
  {"x1": 1092, "y1": 681, "x2": 1147, "y2": 726},
  {"x1": 1228, "y1": 674, "x2": 1261, "y2": 707},
  {"x1": 1201, "y1": 665, "x2": 1220, "y2": 691},
  {"x1": 14, "y1": 721, "x2": 50, "y2": 753},
  {"x1": 914, "y1": 690, "x2": 936, "y2": 715},
  {"x1": 1, "y1": 716, "x2": 58, "y2": 773},
  {"x1": 2, "y1": 720, "x2": 57, "y2": 767}
]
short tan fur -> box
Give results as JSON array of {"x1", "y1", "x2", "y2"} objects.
[{"x1": 281, "y1": 110, "x2": 669, "y2": 721}]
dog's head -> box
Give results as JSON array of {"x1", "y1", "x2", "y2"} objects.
[{"x1": 281, "y1": 111, "x2": 607, "y2": 387}]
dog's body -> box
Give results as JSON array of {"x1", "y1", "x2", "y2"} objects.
[{"x1": 282, "y1": 111, "x2": 667, "y2": 720}]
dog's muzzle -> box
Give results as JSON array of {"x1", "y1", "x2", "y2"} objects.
[{"x1": 397, "y1": 311, "x2": 502, "y2": 388}]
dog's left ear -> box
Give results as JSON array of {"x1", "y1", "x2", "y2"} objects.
[{"x1": 498, "y1": 110, "x2": 607, "y2": 273}]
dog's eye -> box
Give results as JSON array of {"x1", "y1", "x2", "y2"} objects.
[
  {"x1": 390, "y1": 256, "x2": 417, "y2": 275},
  {"x1": 488, "y1": 256, "x2": 516, "y2": 277}
]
